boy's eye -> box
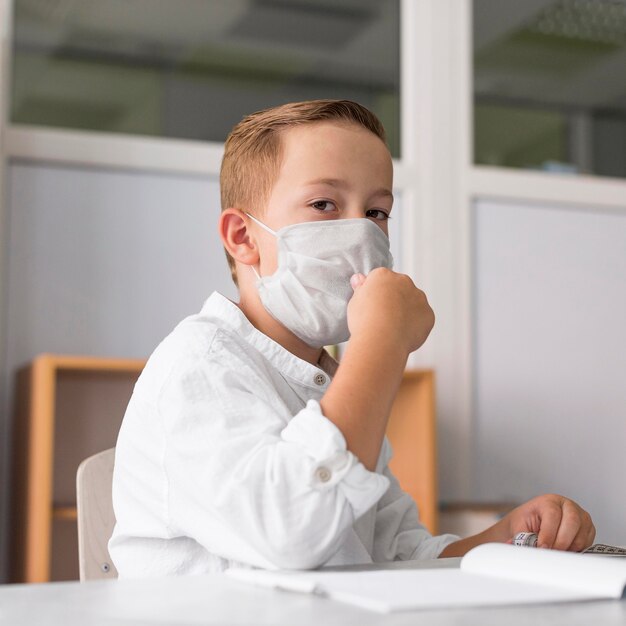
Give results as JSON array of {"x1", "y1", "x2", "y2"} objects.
[
  {"x1": 311, "y1": 200, "x2": 337, "y2": 212},
  {"x1": 366, "y1": 209, "x2": 390, "y2": 221}
]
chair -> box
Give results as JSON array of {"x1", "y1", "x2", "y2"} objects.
[{"x1": 76, "y1": 448, "x2": 118, "y2": 581}]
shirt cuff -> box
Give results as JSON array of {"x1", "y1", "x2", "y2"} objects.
[
  {"x1": 280, "y1": 399, "x2": 390, "y2": 519},
  {"x1": 413, "y1": 533, "x2": 461, "y2": 560}
]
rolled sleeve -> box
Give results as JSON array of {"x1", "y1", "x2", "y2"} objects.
[{"x1": 281, "y1": 399, "x2": 389, "y2": 517}]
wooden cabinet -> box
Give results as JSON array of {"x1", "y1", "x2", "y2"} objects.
[
  {"x1": 11, "y1": 355, "x2": 437, "y2": 582},
  {"x1": 387, "y1": 370, "x2": 438, "y2": 536},
  {"x1": 10, "y1": 355, "x2": 145, "y2": 582}
]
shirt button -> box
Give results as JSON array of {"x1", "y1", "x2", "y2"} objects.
[
  {"x1": 315, "y1": 467, "x2": 332, "y2": 483},
  {"x1": 314, "y1": 373, "x2": 326, "y2": 386}
]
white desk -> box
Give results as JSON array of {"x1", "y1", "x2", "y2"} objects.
[{"x1": 1, "y1": 559, "x2": 625, "y2": 626}]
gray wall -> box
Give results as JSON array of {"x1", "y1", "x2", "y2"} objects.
[
  {"x1": 473, "y1": 198, "x2": 626, "y2": 545},
  {"x1": 3, "y1": 164, "x2": 238, "y2": 361}
]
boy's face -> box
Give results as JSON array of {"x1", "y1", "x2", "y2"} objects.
[{"x1": 250, "y1": 121, "x2": 393, "y2": 277}]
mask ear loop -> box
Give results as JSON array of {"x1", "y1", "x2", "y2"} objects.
[
  {"x1": 245, "y1": 212, "x2": 277, "y2": 236},
  {"x1": 245, "y1": 212, "x2": 276, "y2": 280}
]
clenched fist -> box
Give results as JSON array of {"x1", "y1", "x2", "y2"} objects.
[{"x1": 348, "y1": 268, "x2": 435, "y2": 354}]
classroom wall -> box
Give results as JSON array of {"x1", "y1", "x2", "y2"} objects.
[{"x1": 472, "y1": 198, "x2": 626, "y2": 545}]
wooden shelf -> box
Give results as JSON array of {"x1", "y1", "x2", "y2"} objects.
[
  {"x1": 387, "y1": 370, "x2": 438, "y2": 535},
  {"x1": 35, "y1": 353, "x2": 146, "y2": 373},
  {"x1": 52, "y1": 506, "x2": 78, "y2": 521},
  {"x1": 11, "y1": 354, "x2": 146, "y2": 583}
]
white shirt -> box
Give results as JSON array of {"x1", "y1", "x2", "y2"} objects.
[{"x1": 109, "y1": 292, "x2": 458, "y2": 577}]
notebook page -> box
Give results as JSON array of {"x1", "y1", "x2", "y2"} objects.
[
  {"x1": 226, "y1": 567, "x2": 595, "y2": 613},
  {"x1": 306, "y1": 569, "x2": 592, "y2": 612},
  {"x1": 461, "y1": 543, "x2": 626, "y2": 598}
]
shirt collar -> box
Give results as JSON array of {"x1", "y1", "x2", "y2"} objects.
[{"x1": 201, "y1": 292, "x2": 338, "y2": 390}]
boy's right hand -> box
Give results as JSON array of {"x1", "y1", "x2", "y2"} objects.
[{"x1": 348, "y1": 268, "x2": 435, "y2": 354}]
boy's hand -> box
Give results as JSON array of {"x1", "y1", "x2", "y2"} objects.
[
  {"x1": 439, "y1": 494, "x2": 596, "y2": 557},
  {"x1": 348, "y1": 268, "x2": 435, "y2": 354},
  {"x1": 499, "y1": 494, "x2": 596, "y2": 551}
]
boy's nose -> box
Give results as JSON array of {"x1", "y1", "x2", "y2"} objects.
[{"x1": 342, "y1": 207, "x2": 367, "y2": 220}]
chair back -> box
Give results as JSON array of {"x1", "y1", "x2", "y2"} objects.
[{"x1": 76, "y1": 448, "x2": 118, "y2": 581}]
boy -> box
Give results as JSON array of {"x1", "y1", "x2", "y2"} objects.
[{"x1": 109, "y1": 100, "x2": 595, "y2": 577}]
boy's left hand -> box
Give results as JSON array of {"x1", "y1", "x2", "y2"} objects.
[
  {"x1": 439, "y1": 494, "x2": 596, "y2": 558},
  {"x1": 499, "y1": 494, "x2": 595, "y2": 551}
]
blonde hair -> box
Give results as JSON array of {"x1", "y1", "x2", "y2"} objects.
[{"x1": 220, "y1": 99, "x2": 387, "y2": 285}]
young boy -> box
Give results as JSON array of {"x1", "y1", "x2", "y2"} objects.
[{"x1": 109, "y1": 100, "x2": 595, "y2": 577}]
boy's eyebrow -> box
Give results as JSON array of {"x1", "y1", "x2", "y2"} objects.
[
  {"x1": 304, "y1": 177, "x2": 347, "y2": 188},
  {"x1": 304, "y1": 178, "x2": 394, "y2": 200}
]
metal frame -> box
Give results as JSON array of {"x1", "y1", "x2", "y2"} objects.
[
  {"x1": 401, "y1": 0, "x2": 474, "y2": 500},
  {"x1": 470, "y1": 165, "x2": 626, "y2": 211},
  {"x1": 0, "y1": 0, "x2": 14, "y2": 585}
]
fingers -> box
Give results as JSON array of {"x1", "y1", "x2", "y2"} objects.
[
  {"x1": 534, "y1": 496, "x2": 595, "y2": 552},
  {"x1": 551, "y1": 500, "x2": 582, "y2": 550},
  {"x1": 570, "y1": 511, "x2": 596, "y2": 552},
  {"x1": 350, "y1": 273, "x2": 366, "y2": 290},
  {"x1": 536, "y1": 499, "x2": 562, "y2": 549}
]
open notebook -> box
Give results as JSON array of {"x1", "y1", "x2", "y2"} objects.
[{"x1": 226, "y1": 543, "x2": 626, "y2": 613}]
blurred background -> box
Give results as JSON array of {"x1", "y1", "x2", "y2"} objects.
[{"x1": 0, "y1": 0, "x2": 625, "y2": 583}]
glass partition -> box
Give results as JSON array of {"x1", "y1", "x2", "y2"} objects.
[
  {"x1": 474, "y1": 0, "x2": 626, "y2": 179},
  {"x1": 11, "y1": 0, "x2": 401, "y2": 156}
]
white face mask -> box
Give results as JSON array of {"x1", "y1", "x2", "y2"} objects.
[{"x1": 247, "y1": 213, "x2": 394, "y2": 348}]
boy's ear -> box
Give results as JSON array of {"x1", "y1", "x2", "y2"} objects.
[{"x1": 219, "y1": 208, "x2": 259, "y2": 266}]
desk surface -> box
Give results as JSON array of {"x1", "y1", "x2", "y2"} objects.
[{"x1": 1, "y1": 558, "x2": 625, "y2": 626}]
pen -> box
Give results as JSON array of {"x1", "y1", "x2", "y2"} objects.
[
  {"x1": 511, "y1": 532, "x2": 626, "y2": 556},
  {"x1": 512, "y1": 532, "x2": 538, "y2": 547}
]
